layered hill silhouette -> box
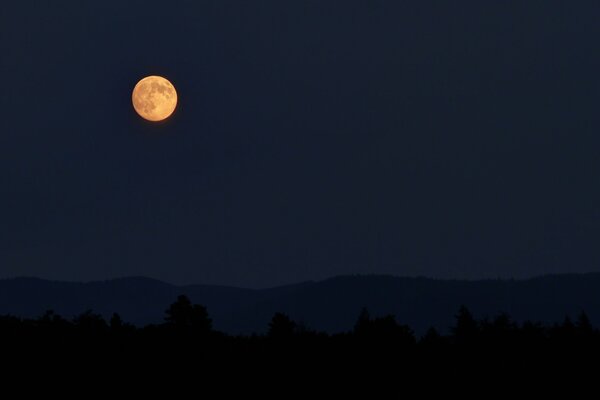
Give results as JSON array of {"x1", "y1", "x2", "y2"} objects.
[{"x1": 1, "y1": 274, "x2": 599, "y2": 334}]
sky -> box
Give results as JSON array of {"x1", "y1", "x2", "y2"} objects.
[{"x1": 1, "y1": 1, "x2": 600, "y2": 288}]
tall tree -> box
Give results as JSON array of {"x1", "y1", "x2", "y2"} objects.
[
  {"x1": 453, "y1": 306, "x2": 478, "y2": 344},
  {"x1": 165, "y1": 295, "x2": 212, "y2": 333}
]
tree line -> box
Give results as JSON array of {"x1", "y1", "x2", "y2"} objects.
[{"x1": 1, "y1": 295, "x2": 597, "y2": 351}]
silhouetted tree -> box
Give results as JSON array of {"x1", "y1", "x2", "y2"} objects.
[
  {"x1": 165, "y1": 295, "x2": 212, "y2": 333},
  {"x1": 452, "y1": 306, "x2": 478, "y2": 344},
  {"x1": 268, "y1": 313, "x2": 297, "y2": 339},
  {"x1": 73, "y1": 310, "x2": 108, "y2": 332},
  {"x1": 353, "y1": 309, "x2": 415, "y2": 345},
  {"x1": 110, "y1": 313, "x2": 123, "y2": 330},
  {"x1": 480, "y1": 312, "x2": 518, "y2": 346},
  {"x1": 550, "y1": 315, "x2": 577, "y2": 344},
  {"x1": 37, "y1": 310, "x2": 70, "y2": 329},
  {"x1": 371, "y1": 315, "x2": 401, "y2": 338}
]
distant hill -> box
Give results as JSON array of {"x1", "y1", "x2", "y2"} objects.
[{"x1": 1, "y1": 274, "x2": 600, "y2": 335}]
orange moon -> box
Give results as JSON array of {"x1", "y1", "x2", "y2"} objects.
[{"x1": 132, "y1": 76, "x2": 178, "y2": 122}]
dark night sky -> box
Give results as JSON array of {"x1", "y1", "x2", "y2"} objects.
[{"x1": 1, "y1": 1, "x2": 600, "y2": 287}]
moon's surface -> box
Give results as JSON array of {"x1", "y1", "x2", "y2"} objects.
[{"x1": 132, "y1": 76, "x2": 177, "y2": 122}]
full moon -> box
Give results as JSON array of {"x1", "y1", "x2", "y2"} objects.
[{"x1": 132, "y1": 76, "x2": 178, "y2": 122}]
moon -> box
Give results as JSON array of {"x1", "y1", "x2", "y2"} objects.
[{"x1": 132, "y1": 76, "x2": 178, "y2": 122}]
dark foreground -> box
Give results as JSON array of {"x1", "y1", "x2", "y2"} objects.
[{"x1": 2, "y1": 294, "x2": 599, "y2": 373}]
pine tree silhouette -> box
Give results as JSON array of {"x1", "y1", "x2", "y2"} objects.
[{"x1": 453, "y1": 306, "x2": 478, "y2": 344}]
